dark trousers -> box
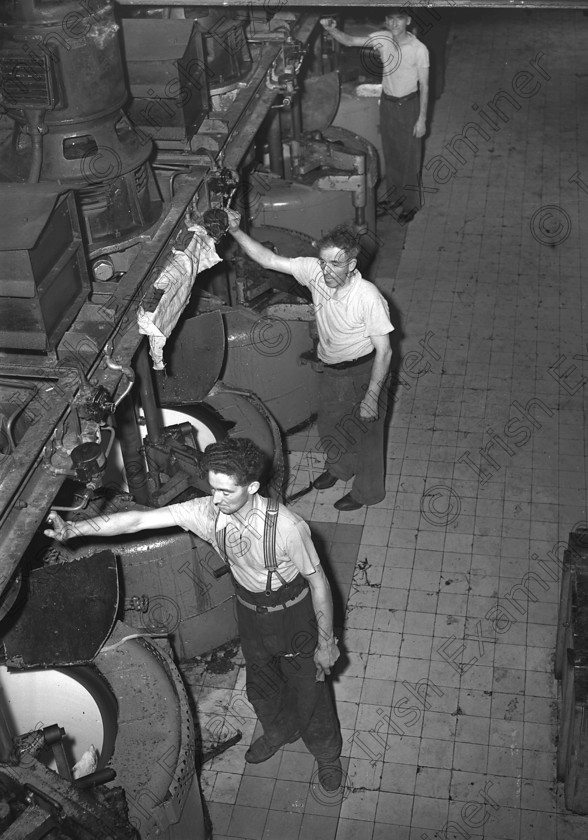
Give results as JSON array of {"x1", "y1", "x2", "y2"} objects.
[
  {"x1": 237, "y1": 585, "x2": 341, "y2": 763},
  {"x1": 317, "y1": 360, "x2": 388, "y2": 505},
  {"x1": 380, "y1": 94, "x2": 423, "y2": 213}
]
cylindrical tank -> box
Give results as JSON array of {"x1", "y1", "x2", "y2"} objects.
[
  {"x1": 95, "y1": 632, "x2": 207, "y2": 839},
  {"x1": 101, "y1": 526, "x2": 239, "y2": 661},
  {"x1": 221, "y1": 306, "x2": 318, "y2": 435},
  {"x1": 0, "y1": 664, "x2": 117, "y2": 773},
  {"x1": 0, "y1": 631, "x2": 208, "y2": 838}
]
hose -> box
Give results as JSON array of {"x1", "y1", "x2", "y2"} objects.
[{"x1": 25, "y1": 109, "x2": 46, "y2": 184}]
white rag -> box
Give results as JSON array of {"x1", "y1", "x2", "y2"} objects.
[{"x1": 137, "y1": 225, "x2": 222, "y2": 370}]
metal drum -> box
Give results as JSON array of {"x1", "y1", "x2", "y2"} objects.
[
  {"x1": 0, "y1": 636, "x2": 207, "y2": 838},
  {"x1": 0, "y1": 664, "x2": 117, "y2": 773}
]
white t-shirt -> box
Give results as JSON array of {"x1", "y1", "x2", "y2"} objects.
[
  {"x1": 169, "y1": 494, "x2": 319, "y2": 592},
  {"x1": 368, "y1": 31, "x2": 429, "y2": 97},
  {"x1": 290, "y1": 257, "x2": 394, "y2": 365}
]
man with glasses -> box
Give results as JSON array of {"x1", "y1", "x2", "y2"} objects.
[{"x1": 227, "y1": 213, "x2": 393, "y2": 510}]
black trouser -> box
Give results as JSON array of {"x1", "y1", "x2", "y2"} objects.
[
  {"x1": 318, "y1": 358, "x2": 388, "y2": 505},
  {"x1": 235, "y1": 578, "x2": 342, "y2": 763},
  {"x1": 380, "y1": 92, "x2": 423, "y2": 213}
]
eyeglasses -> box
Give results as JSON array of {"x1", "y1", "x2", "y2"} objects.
[{"x1": 318, "y1": 257, "x2": 351, "y2": 271}]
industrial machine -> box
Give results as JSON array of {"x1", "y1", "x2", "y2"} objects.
[{"x1": 0, "y1": 2, "x2": 380, "y2": 837}]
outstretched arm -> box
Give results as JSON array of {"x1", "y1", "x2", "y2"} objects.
[
  {"x1": 227, "y1": 210, "x2": 294, "y2": 274},
  {"x1": 320, "y1": 18, "x2": 373, "y2": 48},
  {"x1": 44, "y1": 507, "x2": 177, "y2": 543}
]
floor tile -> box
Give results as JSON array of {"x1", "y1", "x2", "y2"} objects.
[
  {"x1": 261, "y1": 809, "x2": 302, "y2": 840},
  {"x1": 226, "y1": 805, "x2": 269, "y2": 839}
]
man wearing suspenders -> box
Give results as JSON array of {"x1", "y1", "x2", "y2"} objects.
[{"x1": 45, "y1": 437, "x2": 343, "y2": 791}]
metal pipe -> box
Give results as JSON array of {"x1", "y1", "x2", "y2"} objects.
[
  {"x1": 289, "y1": 96, "x2": 302, "y2": 176},
  {"x1": 135, "y1": 342, "x2": 161, "y2": 444},
  {"x1": 104, "y1": 344, "x2": 135, "y2": 409},
  {"x1": 72, "y1": 768, "x2": 117, "y2": 789},
  {"x1": 116, "y1": 393, "x2": 150, "y2": 506},
  {"x1": 0, "y1": 695, "x2": 14, "y2": 763},
  {"x1": 291, "y1": 94, "x2": 302, "y2": 142},
  {"x1": 52, "y1": 492, "x2": 90, "y2": 512},
  {"x1": 267, "y1": 110, "x2": 283, "y2": 178},
  {"x1": 25, "y1": 109, "x2": 45, "y2": 184}
]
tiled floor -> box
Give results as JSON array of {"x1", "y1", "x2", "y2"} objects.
[{"x1": 188, "y1": 10, "x2": 588, "y2": 840}]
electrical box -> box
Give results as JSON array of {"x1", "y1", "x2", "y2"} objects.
[
  {"x1": 121, "y1": 19, "x2": 208, "y2": 143},
  {"x1": 0, "y1": 186, "x2": 89, "y2": 352}
]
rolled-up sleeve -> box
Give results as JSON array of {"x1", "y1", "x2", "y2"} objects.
[
  {"x1": 363, "y1": 290, "x2": 394, "y2": 338},
  {"x1": 282, "y1": 519, "x2": 322, "y2": 577},
  {"x1": 169, "y1": 497, "x2": 216, "y2": 543},
  {"x1": 290, "y1": 257, "x2": 323, "y2": 290}
]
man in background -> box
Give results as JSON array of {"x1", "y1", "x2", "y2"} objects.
[{"x1": 322, "y1": 9, "x2": 429, "y2": 223}]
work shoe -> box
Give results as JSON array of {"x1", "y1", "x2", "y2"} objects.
[
  {"x1": 313, "y1": 471, "x2": 339, "y2": 490},
  {"x1": 245, "y1": 731, "x2": 300, "y2": 764},
  {"x1": 334, "y1": 493, "x2": 363, "y2": 511},
  {"x1": 317, "y1": 758, "x2": 343, "y2": 791}
]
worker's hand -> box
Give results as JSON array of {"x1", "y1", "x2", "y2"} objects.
[
  {"x1": 359, "y1": 395, "x2": 379, "y2": 422},
  {"x1": 226, "y1": 209, "x2": 242, "y2": 234},
  {"x1": 320, "y1": 18, "x2": 337, "y2": 31},
  {"x1": 314, "y1": 636, "x2": 340, "y2": 681},
  {"x1": 44, "y1": 511, "x2": 73, "y2": 543},
  {"x1": 414, "y1": 117, "x2": 426, "y2": 138}
]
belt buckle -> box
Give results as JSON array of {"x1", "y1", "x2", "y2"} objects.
[{"x1": 255, "y1": 603, "x2": 270, "y2": 613}]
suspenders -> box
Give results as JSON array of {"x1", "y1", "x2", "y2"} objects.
[{"x1": 215, "y1": 498, "x2": 287, "y2": 596}]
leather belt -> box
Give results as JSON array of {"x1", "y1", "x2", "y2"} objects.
[
  {"x1": 382, "y1": 90, "x2": 419, "y2": 103},
  {"x1": 322, "y1": 349, "x2": 376, "y2": 371},
  {"x1": 235, "y1": 586, "x2": 309, "y2": 614}
]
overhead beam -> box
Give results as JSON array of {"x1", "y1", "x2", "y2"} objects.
[{"x1": 115, "y1": 1, "x2": 588, "y2": 8}]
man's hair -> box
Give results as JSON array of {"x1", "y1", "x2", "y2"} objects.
[
  {"x1": 386, "y1": 7, "x2": 411, "y2": 19},
  {"x1": 317, "y1": 225, "x2": 360, "y2": 261},
  {"x1": 201, "y1": 437, "x2": 266, "y2": 486}
]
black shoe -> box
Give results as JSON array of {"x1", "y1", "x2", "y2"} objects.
[
  {"x1": 334, "y1": 493, "x2": 363, "y2": 511},
  {"x1": 317, "y1": 758, "x2": 343, "y2": 791},
  {"x1": 313, "y1": 471, "x2": 339, "y2": 490},
  {"x1": 245, "y1": 732, "x2": 300, "y2": 764}
]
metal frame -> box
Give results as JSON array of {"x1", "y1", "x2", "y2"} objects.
[{"x1": 0, "y1": 12, "x2": 318, "y2": 595}]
